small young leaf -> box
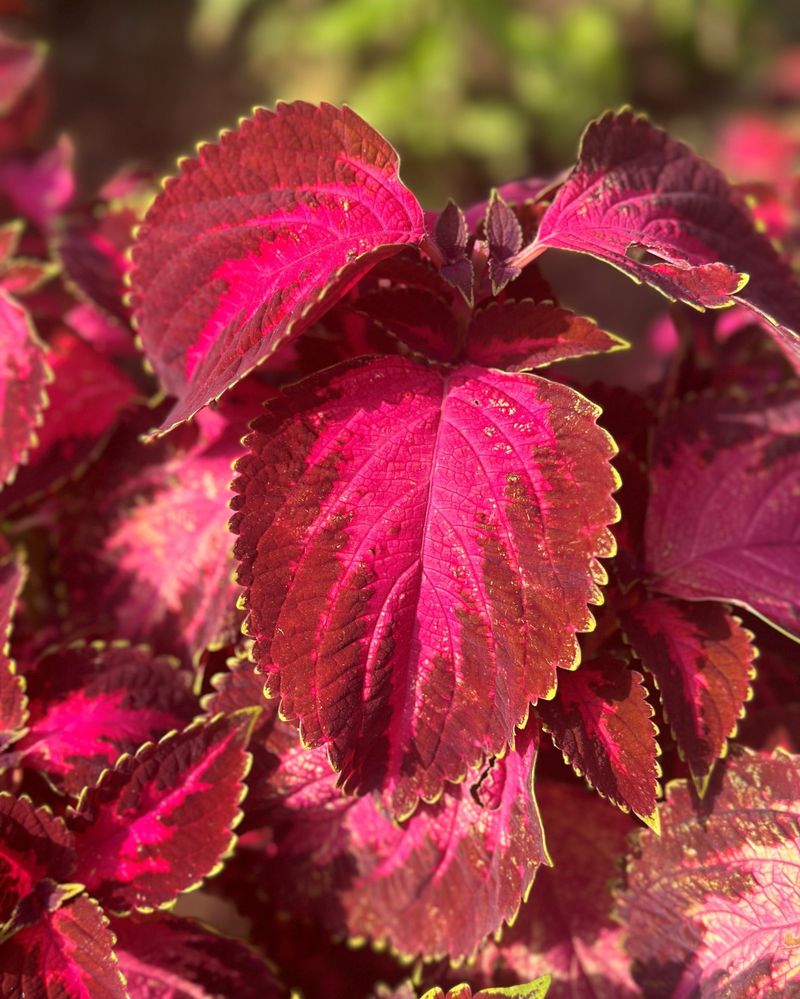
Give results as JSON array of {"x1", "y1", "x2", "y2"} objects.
[
  {"x1": 67, "y1": 710, "x2": 256, "y2": 913},
  {"x1": 434, "y1": 200, "x2": 474, "y2": 304},
  {"x1": 617, "y1": 749, "x2": 800, "y2": 998},
  {"x1": 645, "y1": 389, "x2": 800, "y2": 639},
  {"x1": 622, "y1": 597, "x2": 756, "y2": 788},
  {"x1": 536, "y1": 655, "x2": 660, "y2": 823},
  {"x1": 232, "y1": 354, "x2": 618, "y2": 815},
  {"x1": 130, "y1": 102, "x2": 425, "y2": 433},
  {"x1": 486, "y1": 191, "x2": 524, "y2": 294}
]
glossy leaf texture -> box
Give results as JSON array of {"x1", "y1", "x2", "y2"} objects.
[
  {"x1": 10, "y1": 643, "x2": 197, "y2": 795},
  {"x1": 67, "y1": 710, "x2": 256, "y2": 913},
  {"x1": 645, "y1": 388, "x2": 800, "y2": 639},
  {"x1": 0, "y1": 542, "x2": 26, "y2": 751},
  {"x1": 235, "y1": 710, "x2": 547, "y2": 961},
  {"x1": 535, "y1": 655, "x2": 660, "y2": 824},
  {"x1": 130, "y1": 101, "x2": 425, "y2": 433},
  {"x1": 111, "y1": 913, "x2": 285, "y2": 999},
  {"x1": 617, "y1": 749, "x2": 800, "y2": 998},
  {"x1": 474, "y1": 781, "x2": 639, "y2": 999},
  {"x1": 534, "y1": 110, "x2": 800, "y2": 365},
  {"x1": 232, "y1": 353, "x2": 618, "y2": 815},
  {"x1": 0, "y1": 895, "x2": 127, "y2": 999},
  {"x1": 621, "y1": 597, "x2": 756, "y2": 788},
  {"x1": 0, "y1": 288, "x2": 48, "y2": 487}
]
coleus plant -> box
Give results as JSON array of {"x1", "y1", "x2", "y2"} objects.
[{"x1": 0, "y1": 28, "x2": 799, "y2": 999}]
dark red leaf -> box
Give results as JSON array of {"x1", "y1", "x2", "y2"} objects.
[
  {"x1": 434, "y1": 200, "x2": 474, "y2": 304},
  {"x1": 359, "y1": 286, "x2": 461, "y2": 362},
  {"x1": 536, "y1": 655, "x2": 660, "y2": 825},
  {"x1": 232, "y1": 354, "x2": 618, "y2": 815},
  {"x1": 0, "y1": 544, "x2": 26, "y2": 752},
  {"x1": 67, "y1": 710, "x2": 256, "y2": 913},
  {"x1": 486, "y1": 191, "x2": 524, "y2": 293},
  {"x1": 0, "y1": 31, "x2": 46, "y2": 152},
  {"x1": 130, "y1": 102, "x2": 425, "y2": 433},
  {"x1": 617, "y1": 749, "x2": 800, "y2": 998},
  {"x1": 622, "y1": 597, "x2": 756, "y2": 789}
]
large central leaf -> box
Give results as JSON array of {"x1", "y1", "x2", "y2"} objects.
[{"x1": 232, "y1": 354, "x2": 618, "y2": 815}]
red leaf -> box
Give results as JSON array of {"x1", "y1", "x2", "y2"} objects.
[
  {"x1": 13, "y1": 643, "x2": 197, "y2": 795},
  {"x1": 0, "y1": 288, "x2": 48, "y2": 487},
  {"x1": 536, "y1": 656, "x2": 660, "y2": 825},
  {"x1": 67, "y1": 710, "x2": 256, "y2": 913},
  {"x1": 232, "y1": 354, "x2": 618, "y2": 815},
  {"x1": 358, "y1": 286, "x2": 461, "y2": 363},
  {"x1": 112, "y1": 913, "x2": 284, "y2": 999},
  {"x1": 622, "y1": 597, "x2": 756, "y2": 789},
  {"x1": 0, "y1": 543, "x2": 26, "y2": 751},
  {"x1": 0, "y1": 896, "x2": 127, "y2": 999},
  {"x1": 645, "y1": 389, "x2": 800, "y2": 639},
  {"x1": 241, "y1": 718, "x2": 547, "y2": 961},
  {"x1": 534, "y1": 110, "x2": 800, "y2": 366},
  {"x1": 130, "y1": 102, "x2": 424, "y2": 433},
  {"x1": 617, "y1": 749, "x2": 800, "y2": 997},
  {"x1": 466, "y1": 300, "x2": 625, "y2": 371},
  {"x1": 474, "y1": 782, "x2": 640, "y2": 999}
]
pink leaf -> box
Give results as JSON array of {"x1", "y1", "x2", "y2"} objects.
[
  {"x1": 241, "y1": 718, "x2": 547, "y2": 961},
  {"x1": 466, "y1": 300, "x2": 625, "y2": 371},
  {"x1": 67, "y1": 710, "x2": 256, "y2": 913},
  {"x1": 536, "y1": 656, "x2": 660, "y2": 824},
  {"x1": 0, "y1": 896, "x2": 127, "y2": 999},
  {"x1": 0, "y1": 544, "x2": 26, "y2": 751},
  {"x1": 475, "y1": 781, "x2": 640, "y2": 999},
  {"x1": 13, "y1": 643, "x2": 197, "y2": 795},
  {"x1": 130, "y1": 102, "x2": 425, "y2": 433},
  {"x1": 645, "y1": 389, "x2": 800, "y2": 639},
  {"x1": 0, "y1": 135, "x2": 75, "y2": 230},
  {"x1": 534, "y1": 110, "x2": 800, "y2": 366},
  {"x1": 622, "y1": 597, "x2": 756, "y2": 788},
  {"x1": 617, "y1": 749, "x2": 800, "y2": 998},
  {"x1": 232, "y1": 354, "x2": 618, "y2": 815},
  {"x1": 112, "y1": 913, "x2": 284, "y2": 999},
  {"x1": 0, "y1": 288, "x2": 48, "y2": 487}
]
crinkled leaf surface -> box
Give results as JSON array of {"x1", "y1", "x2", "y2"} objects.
[
  {"x1": 0, "y1": 288, "x2": 48, "y2": 487},
  {"x1": 130, "y1": 101, "x2": 425, "y2": 432},
  {"x1": 534, "y1": 110, "x2": 800, "y2": 364},
  {"x1": 645, "y1": 389, "x2": 800, "y2": 639},
  {"x1": 0, "y1": 895, "x2": 127, "y2": 999},
  {"x1": 465, "y1": 300, "x2": 625, "y2": 371},
  {"x1": 67, "y1": 710, "x2": 255, "y2": 913},
  {"x1": 232, "y1": 354, "x2": 618, "y2": 815},
  {"x1": 475, "y1": 781, "x2": 640, "y2": 999},
  {"x1": 0, "y1": 544, "x2": 27, "y2": 751},
  {"x1": 12, "y1": 643, "x2": 196, "y2": 795},
  {"x1": 622, "y1": 597, "x2": 756, "y2": 787},
  {"x1": 536, "y1": 655, "x2": 659, "y2": 823},
  {"x1": 617, "y1": 750, "x2": 800, "y2": 998},
  {"x1": 242, "y1": 715, "x2": 547, "y2": 961},
  {"x1": 112, "y1": 913, "x2": 284, "y2": 999}
]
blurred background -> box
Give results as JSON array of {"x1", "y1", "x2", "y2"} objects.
[{"x1": 11, "y1": 0, "x2": 800, "y2": 206}]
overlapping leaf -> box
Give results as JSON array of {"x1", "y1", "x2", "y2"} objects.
[
  {"x1": 645, "y1": 389, "x2": 800, "y2": 638},
  {"x1": 622, "y1": 597, "x2": 756, "y2": 787},
  {"x1": 67, "y1": 710, "x2": 256, "y2": 913},
  {"x1": 536, "y1": 655, "x2": 660, "y2": 824},
  {"x1": 0, "y1": 542, "x2": 27, "y2": 751},
  {"x1": 533, "y1": 110, "x2": 800, "y2": 365},
  {"x1": 240, "y1": 715, "x2": 547, "y2": 961},
  {"x1": 617, "y1": 749, "x2": 800, "y2": 997},
  {"x1": 130, "y1": 101, "x2": 425, "y2": 433},
  {"x1": 232, "y1": 353, "x2": 618, "y2": 815},
  {"x1": 11, "y1": 643, "x2": 197, "y2": 794}
]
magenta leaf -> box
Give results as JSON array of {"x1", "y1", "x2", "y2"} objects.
[
  {"x1": 67, "y1": 709, "x2": 256, "y2": 913},
  {"x1": 466, "y1": 300, "x2": 626, "y2": 371},
  {"x1": 617, "y1": 749, "x2": 800, "y2": 998},
  {"x1": 0, "y1": 895, "x2": 127, "y2": 999},
  {"x1": 0, "y1": 288, "x2": 49, "y2": 488},
  {"x1": 533, "y1": 110, "x2": 800, "y2": 365},
  {"x1": 0, "y1": 135, "x2": 75, "y2": 231},
  {"x1": 232, "y1": 354, "x2": 618, "y2": 815},
  {"x1": 0, "y1": 544, "x2": 27, "y2": 752},
  {"x1": 130, "y1": 102, "x2": 425, "y2": 433},
  {"x1": 486, "y1": 191, "x2": 524, "y2": 293},
  {"x1": 12, "y1": 643, "x2": 197, "y2": 795},
  {"x1": 112, "y1": 913, "x2": 285, "y2": 998},
  {"x1": 645, "y1": 389, "x2": 800, "y2": 639},
  {"x1": 622, "y1": 597, "x2": 756, "y2": 789},
  {"x1": 241, "y1": 717, "x2": 547, "y2": 961},
  {"x1": 536, "y1": 656, "x2": 660, "y2": 825},
  {"x1": 475, "y1": 781, "x2": 640, "y2": 999}
]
